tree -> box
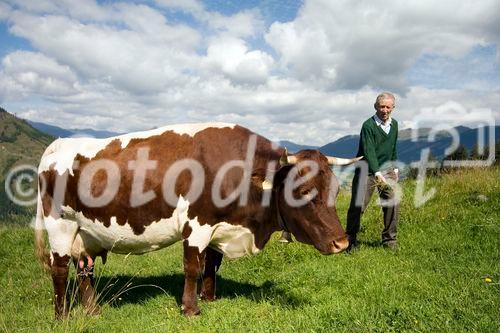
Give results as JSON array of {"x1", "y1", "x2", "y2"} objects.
[
  {"x1": 470, "y1": 142, "x2": 499, "y2": 165},
  {"x1": 495, "y1": 141, "x2": 500, "y2": 165},
  {"x1": 405, "y1": 150, "x2": 440, "y2": 180},
  {"x1": 469, "y1": 143, "x2": 489, "y2": 160},
  {"x1": 441, "y1": 144, "x2": 468, "y2": 173},
  {"x1": 444, "y1": 144, "x2": 468, "y2": 161}
]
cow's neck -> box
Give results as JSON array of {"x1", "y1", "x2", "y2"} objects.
[
  {"x1": 247, "y1": 191, "x2": 283, "y2": 250},
  {"x1": 274, "y1": 190, "x2": 290, "y2": 233}
]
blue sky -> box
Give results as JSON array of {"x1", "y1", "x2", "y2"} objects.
[
  {"x1": 0, "y1": 21, "x2": 31, "y2": 57},
  {"x1": 0, "y1": 0, "x2": 498, "y2": 145}
]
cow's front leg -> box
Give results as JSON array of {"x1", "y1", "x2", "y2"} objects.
[
  {"x1": 200, "y1": 247, "x2": 223, "y2": 301},
  {"x1": 182, "y1": 240, "x2": 206, "y2": 316}
]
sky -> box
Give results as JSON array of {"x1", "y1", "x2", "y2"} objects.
[{"x1": 0, "y1": 0, "x2": 499, "y2": 145}]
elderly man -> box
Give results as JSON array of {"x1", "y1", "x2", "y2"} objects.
[{"x1": 346, "y1": 92, "x2": 400, "y2": 251}]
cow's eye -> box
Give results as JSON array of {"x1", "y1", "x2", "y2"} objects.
[
  {"x1": 301, "y1": 190, "x2": 317, "y2": 203},
  {"x1": 300, "y1": 189, "x2": 311, "y2": 196}
]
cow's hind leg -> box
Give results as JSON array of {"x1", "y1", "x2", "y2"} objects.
[
  {"x1": 74, "y1": 256, "x2": 101, "y2": 315},
  {"x1": 51, "y1": 253, "x2": 71, "y2": 319},
  {"x1": 200, "y1": 247, "x2": 223, "y2": 302},
  {"x1": 45, "y1": 217, "x2": 79, "y2": 319},
  {"x1": 181, "y1": 240, "x2": 206, "y2": 316}
]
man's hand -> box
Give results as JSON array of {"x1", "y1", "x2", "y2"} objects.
[
  {"x1": 378, "y1": 169, "x2": 399, "y2": 183},
  {"x1": 375, "y1": 171, "x2": 387, "y2": 184}
]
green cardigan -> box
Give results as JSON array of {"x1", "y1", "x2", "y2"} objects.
[{"x1": 356, "y1": 116, "x2": 398, "y2": 174}]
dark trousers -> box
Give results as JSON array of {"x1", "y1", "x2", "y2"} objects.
[{"x1": 346, "y1": 170, "x2": 399, "y2": 244}]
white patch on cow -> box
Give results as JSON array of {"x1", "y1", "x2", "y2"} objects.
[
  {"x1": 58, "y1": 196, "x2": 191, "y2": 256},
  {"x1": 186, "y1": 219, "x2": 260, "y2": 259},
  {"x1": 44, "y1": 215, "x2": 79, "y2": 256},
  {"x1": 186, "y1": 216, "x2": 215, "y2": 252},
  {"x1": 61, "y1": 203, "x2": 187, "y2": 255},
  {"x1": 181, "y1": 199, "x2": 260, "y2": 259},
  {"x1": 210, "y1": 222, "x2": 260, "y2": 259},
  {"x1": 43, "y1": 194, "x2": 259, "y2": 260},
  {"x1": 38, "y1": 122, "x2": 235, "y2": 175}
]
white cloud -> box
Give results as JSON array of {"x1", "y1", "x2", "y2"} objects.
[
  {"x1": 3, "y1": 0, "x2": 110, "y2": 22},
  {"x1": 3, "y1": 0, "x2": 59, "y2": 14},
  {"x1": 265, "y1": 0, "x2": 500, "y2": 93},
  {"x1": 8, "y1": 9, "x2": 201, "y2": 94},
  {"x1": 203, "y1": 37, "x2": 274, "y2": 84},
  {"x1": 0, "y1": 0, "x2": 498, "y2": 147},
  {"x1": 396, "y1": 86, "x2": 500, "y2": 129},
  {"x1": 0, "y1": 51, "x2": 78, "y2": 99},
  {"x1": 155, "y1": 0, "x2": 205, "y2": 16},
  {"x1": 156, "y1": 0, "x2": 264, "y2": 38},
  {"x1": 205, "y1": 9, "x2": 264, "y2": 38},
  {"x1": 0, "y1": 3, "x2": 12, "y2": 20}
]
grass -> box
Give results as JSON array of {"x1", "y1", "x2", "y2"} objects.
[{"x1": 0, "y1": 167, "x2": 499, "y2": 332}]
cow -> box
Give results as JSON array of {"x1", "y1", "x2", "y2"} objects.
[{"x1": 34, "y1": 123, "x2": 359, "y2": 319}]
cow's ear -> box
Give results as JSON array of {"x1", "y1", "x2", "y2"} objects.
[{"x1": 279, "y1": 148, "x2": 297, "y2": 166}]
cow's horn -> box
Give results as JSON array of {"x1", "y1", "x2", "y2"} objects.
[
  {"x1": 261, "y1": 179, "x2": 273, "y2": 190},
  {"x1": 326, "y1": 156, "x2": 363, "y2": 166},
  {"x1": 279, "y1": 148, "x2": 298, "y2": 166}
]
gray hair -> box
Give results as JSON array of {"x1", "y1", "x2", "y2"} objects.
[{"x1": 375, "y1": 92, "x2": 396, "y2": 106}]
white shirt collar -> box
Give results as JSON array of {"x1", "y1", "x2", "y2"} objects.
[{"x1": 373, "y1": 114, "x2": 392, "y2": 126}]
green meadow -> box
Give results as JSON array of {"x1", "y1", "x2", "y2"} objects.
[{"x1": 1, "y1": 168, "x2": 499, "y2": 332}]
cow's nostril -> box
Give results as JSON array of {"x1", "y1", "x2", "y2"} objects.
[{"x1": 332, "y1": 237, "x2": 349, "y2": 253}]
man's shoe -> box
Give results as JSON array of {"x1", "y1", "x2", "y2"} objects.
[
  {"x1": 382, "y1": 240, "x2": 398, "y2": 251},
  {"x1": 346, "y1": 234, "x2": 358, "y2": 253}
]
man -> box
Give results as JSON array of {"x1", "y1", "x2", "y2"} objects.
[{"x1": 346, "y1": 92, "x2": 400, "y2": 251}]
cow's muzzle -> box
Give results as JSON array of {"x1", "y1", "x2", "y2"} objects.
[{"x1": 331, "y1": 237, "x2": 349, "y2": 254}]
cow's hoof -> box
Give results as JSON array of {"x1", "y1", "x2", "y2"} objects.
[{"x1": 182, "y1": 306, "x2": 201, "y2": 316}]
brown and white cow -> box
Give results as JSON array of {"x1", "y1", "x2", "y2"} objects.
[{"x1": 35, "y1": 123, "x2": 358, "y2": 319}]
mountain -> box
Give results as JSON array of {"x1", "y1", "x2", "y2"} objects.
[
  {"x1": 26, "y1": 120, "x2": 73, "y2": 138},
  {"x1": 319, "y1": 134, "x2": 359, "y2": 158},
  {"x1": 28, "y1": 120, "x2": 121, "y2": 138},
  {"x1": 279, "y1": 140, "x2": 318, "y2": 153},
  {"x1": 320, "y1": 125, "x2": 500, "y2": 163},
  {"x1": 11, "y1": 113, "x2": 500, "y2": 164},
  {"x1": 0, "y1": 108, "x2": 55, "y2": 219},
  {"x1": 396, "y1": 126, "x2": 471, "y2": 140},
  {"x1": 0, "y1": 108, "x2": 54, "y2": 173}
]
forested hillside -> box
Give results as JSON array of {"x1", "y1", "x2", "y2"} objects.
[{"x1": 0, "y1": 108, "x2": 54, "y2": 219}]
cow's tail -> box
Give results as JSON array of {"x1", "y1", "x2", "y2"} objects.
[
  {"x1": 35, "y1": 190, "x2": 51, "y2": 272},
  {"x1": 35, "y1": 139, "x2": 61, "y2": 272}
]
